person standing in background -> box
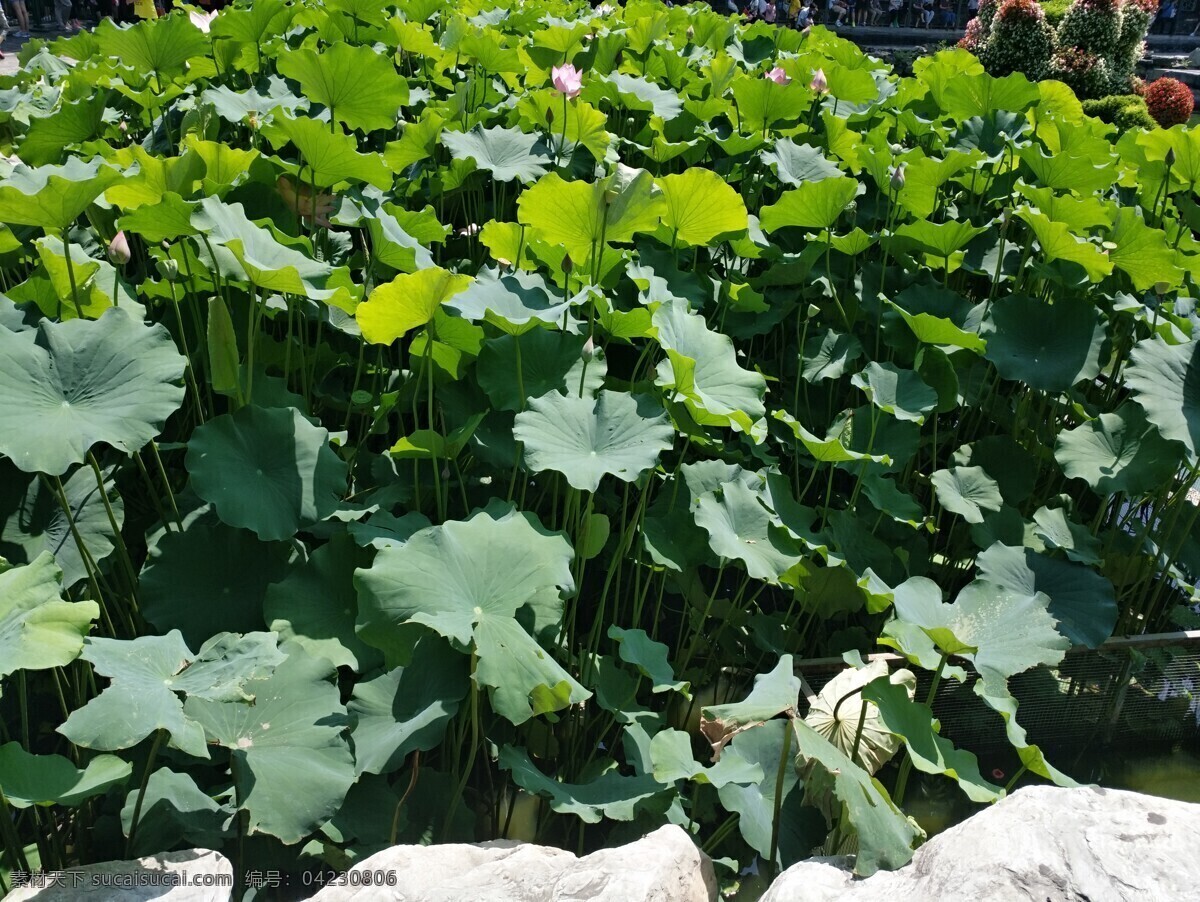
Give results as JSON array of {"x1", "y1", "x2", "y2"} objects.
[
  {"x1": 1154, "y1": 0, "x2": 1178, "y2": 33},
  {"x1": 9, "y1": 0, "x2": 30, "y2": 38}
]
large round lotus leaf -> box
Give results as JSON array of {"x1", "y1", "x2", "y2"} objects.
[
  {"x1": 184, "y1": 648, "x2": 356, "y2": 845},
  {"x1": 513, "y1": 390, "x2": 674, "y2": 492},
  {"x1": 441, "y1": 125, "x2": 551, "y2": 184},
  {"x1": 275, "y1": 43, "x2": 409, "y2": 133},
  {"x1": 760, "y1": 176, "x2": 859, "y2": 233},
  {"x1": 694, "y1": 482, "x2": 803, "y2": 584},
  {"x1": 1054, "y1": 402, "x2": 1181, "y2": 495},
  {"x1": 140, "y1": 518, "x2": 293, "y2": 646},
  {"x1": 0, "y1": 308, "x2": 186, "y2": 476},
  {"x1": 186, "y1": 405, "x2": 347, "y2": 541},
  {"x1": 0, "y1": 742, "x2": 130, "y2": 809},
  {"x1": 931, "y1": 466, "x2": 1003, "y2": 524},
  {"x1": 1126, "y1": 337, "x2": 1200, "y2": 459},
  {"x1": 446, "y1": 267, "x2": 576, "y2": 335},
  {"x1": 477, "y1": 331, "x2": 603, "y2": 412},
  {"x1": 356, "y1": 267, "x2": 472, "y2": 345},
  {"x1": 0, "y1": 157, "x2": 125, "y2": 230},
  {"x1": 851, "y1": 361, "x2": 938, "y2": 424},
  {"x1": 355, "y1": 501, "x2": 586, "y2": 725},
  {"x1": 982, "y1": 294, "x2": 1105, "y2": 392},
  {"x1": 0, "y1": 460, "x2": 122, "y2": 587},
  {"x1": 656, "y1": 168, "x2": 748, "y2": 247}
]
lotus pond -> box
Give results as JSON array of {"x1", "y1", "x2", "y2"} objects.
[{"x1": 2, "y1": 0, "x2": 1200, "y2": 897}]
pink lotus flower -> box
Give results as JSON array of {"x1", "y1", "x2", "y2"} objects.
[
  {"x1": 810, "y1": 68, "x2": 828, "y2": 94},
  {"x1": 552, "y1": 63, "x2": 583, "y2": 99},
  {"x1": 189, "y1": 9, "x2": 216, "y2": 32},
  {"x1": 765, "y1": 66, "x2": 790, "y2": 85},
  {"x1": 107, "y1": 231, "x2": 131, "y2": 265}
]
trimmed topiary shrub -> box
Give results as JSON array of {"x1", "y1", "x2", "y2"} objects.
[
  {"x1": 1050, "y1": 46, "x2": 1112, "y2": 98},
  {"x1": 1057, "y1": 0, "x2": 1122, "y2": 59},
  {"x1": 1082, "y1": 92, "x2": 1157, "y2": 130},
  {"x1": 1110, "y1": 0, "x2": 1156, "y2": 94},
  {"x1": 1145, "y1": 76, "x2": 1195, "y2": 126},
  {"x1": 983, "y1": 0, "x2": 1056, "y2": 80},
  {"x1": 1041, "y1": 0, "x2": 1073, "y2": 26}
]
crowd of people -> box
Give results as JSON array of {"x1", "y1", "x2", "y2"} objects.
[{"x1": 725, "y1": 0, "x2": 968, "y2": 28}]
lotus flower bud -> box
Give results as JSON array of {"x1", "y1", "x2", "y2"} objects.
[
  {"x1": 582, "y1": 335, "x2": 596, "y2": 361},
  {"x1": 107, "y1": 231, "x2": 131, "y2": 265},
  {"x1": 889, "y1": 163, "x2": 906, "y2": 191},
  {"x1": 686, "y1": 25, "x2": 695, "y2": 41},
  {"x1": 1155, "y1": 281, "x2": 1171, "y2": 296},
  {"x1": 546, "y1": 108, "x2": 554, "y2": 125},
  {"x1": 562, "y1": 254, "x2": 574, "y2": 274},
  {"x1": 810, "y1": 68, "x2": 828, "y2": 94},
  {"x1": 890, "y1": 143, "x2": 903, "y2": 155},
  {"x1": 1166, "y1": 147, "x2": 1176, "y2": 166},
  {"x1": 158, "y1": 257, "x2": 180, "y2": 281},
  {"x1": 765, "y1": 66, "x2": 790, "y2": 86},
  {"x1": 118, "y1": 120, "x2": 128, "y2": 134}
]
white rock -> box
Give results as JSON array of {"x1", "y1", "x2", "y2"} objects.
[
  {"x1": 5, "y1": 849, "x2": 233, "y2": 902},
  {"x1": 310, "y1": 823, "x2": 717, "y2": 902},
  {"x1": 761, "y1": 785, "x2": 1200, "y2": 902}
]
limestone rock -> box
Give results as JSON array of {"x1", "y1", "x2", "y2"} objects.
[
  {"x1": 761, "y1": 785, "x2": 1200, "y2": 902},
  {"x1": 310, "y1": 823, "x2": 717, "y2": 902},
  {"x1": 6, "y1": 849, "x2": 233, "y2": 902}
]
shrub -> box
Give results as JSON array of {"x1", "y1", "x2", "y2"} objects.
[
  {"x1": 1082, "y1": 93, "x2": 1157, "y2": 130},
  {"x1": 1041, "y1": 0, "x2": 1073, "y2": 26},
  {"x1": 1110, "y1": 0, "x2": 1156, "y2": 94},
  {"x1": 1056, "y1": 0, "x2": 1122, "y2": 58},
  {"x1": 960, "y1": 16, "x2": 988, "y2": 51},
  {"x1": 1050, "y1": 46, "x2": 1113, "y2": 98},
  {"x1": 1145, "y1": 76, "x2": 1196, "y2": 126},
  {"x1": 983, "y1": 0, "x2": 1056, "y2": 80}
]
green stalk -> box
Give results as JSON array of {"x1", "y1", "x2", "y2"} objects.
[
  {"x1": 86, "y1": 452, "x2": 140, "y2": 601},
  {"x1": 444, "y1": 650, "x2": 480, "y2": 840},
  {"x1": 125, "y1": 729, "x2": 165, "y2": 857},
  {"x1": 893, "y1": 650, "x2": 948, "y2": 806},
  {"x1": 61, "y1": 230, "x2": 85, "y2": 320},
  {"x1": 767, "y1": 722, "x2": 794, "y2": 874}
]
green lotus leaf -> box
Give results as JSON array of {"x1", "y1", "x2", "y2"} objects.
[
  {"x1": 276, "y1": 43, "x2": 408, "y2": 133},
  {"x1": 1031, "y1": 506, "x2": 1102, "y2": 566},
  {"x1": 514, "y1": 390, "x2": 673, "y2": 493},
  {"x1": 269, "y1": 115, "x2": 392, "y2": 189},
  {"x1": 861, "y1": 677, "x2": 1002, "y2": 803},
  {"x1": 939, "y1": 70, "x2": 1039, "y2": 121},
  {"x1": 1015, "y1": 207, "x2": 1112, "y2": 281},
  {"x1": 264, "y1": 533, "x2": 381, "y2": 672},
  {"x1": 476, "y1": 331, "x2": 602, "y2": 412},
  {"x1": 653, "y1": 299, "x2": 766, "y2": 435},
  {"x1": 729, "y1": 76, "x2": 806, "y2": 133},
  {"x1": 210, "y1": 0, "x2": 296, "y2": 48},
  {"x1": 59, "y1": 630, "x2": 284, "y2": 759},
  {"x1": 700, "y1": 655, "x2": 801, "y2": 754},
  {"x1": 0, "y1": 308, "x2": 185, "y2": 476},
  {"x1": 191, "y1": 198, "x2": 356, "y2": 305},
  {"x1": 184, "y1": 137, "x2": 261, "y2": 197},
  {"x1": 120, "y1": 768, "x2": 234, "y2": 857},
  {"x1": 982, "y1": 293, "x2": 1106, "y2": 392},
  {"x1": 801, "y1": 328, "x2": 863, "y2": 383},
  {"x1": 0, "y1": 461, "x2": 122, "y2": 588},
  {"x1": 442, "y1": 125, "x2": 551, "y2": 184},
  {"x1": 360, "y1": 205, "x2": 435, "y2": 275},
  {"x1": 694, "y1": 482, "x2": 804, "y2": 583},
  {"x1": 774, "y1": 410, "x2": 891, "y2": 465},
  {"x1": 140, "y1": 518, "x2": 292, "y2": 646},
  {"x1": 184, "y1": 647, "x2": 356, "y2": 844},
  {"x1": 517, "y1": 170, "x2": 665, "y2": 265},
  {"x1": 1107, "y1": 208, "x2": 1184, "y2": 292},
  {"x1": 355, "y1": 502, "x2": 586, "y2": 724},
  {"x1": 357, "y1": 267, "x2": 472, "y2": 345},
  {"x1": 895, "y1": 219, "x2": 988, "y2": 260},
  {"x1": 1013, "y1": 183, "x2": 1112, "y2": 232},
  {"x1": 93, "y1": 14, "x2": 208, "y2": 77},
  {"x1": 604, "y1": 627, "x2": 685, "y2": 695},
  {"x1": 446, "y1": 267, "x2": 575, "y2": 335},
  {"x1": 348, "y1": 634, "x2": 469, "y2": 776},
  {"x1": 606, "y1": 72, "x2": 684, "y2": 120},
  {"x1": 1054, "y1": 402, "x2": 1181, "y2": 495},
  {"x1": 931, "y1": 466, "x2": 1003, "y2": 524},
  {"x1": 760, "y1": 176, "x2": 858, "y2": 233},
  {"x1": 118, "y1": 192, "x2": 199, "y2": 243},
  {"x1": 762, "y1": 138, "x2": 843, "y2": 185},
  {"x1": 19, "y1": 92, "x2": 107, "y2": 166},
  {"x1": 883, "y1": 578, "x2": 1073, "y2": 784},
  {"x1": 951, "y1": 436, "x2": 1037, "y2": 505},
  {"x1": 649, "y1": 727, "x2": 763, "y2": 787},
  {"x1": 0, "y1": 743, "x2": 131, "y2": 809},
  {"x1": 0, "y1": 553, "x2": 97, "y2": 680},
  {"x1": 186, "y1": 405, "x2": 346, "y2": 541},
  {"x1": 202, "y1": 76, "x2": 308, "y2": 126},
  {"x1": 1125, "y1": 337, "x2": 1200, "y2": 458},
  {"x1": 976, "y1": 542, "x2": 1117, "y2": 647},
  {"x1": 0, "y1": 157, "x2": 124, "y2": 230},
  {"x1": 499, "y1": 744, "x2": 670, "y2": 824},
  {"x1": 1019, "y1": 146, "x2": 1116, "y2": 196},
  {"x1": 656, "y1": 168, "x2": 748, "y2": 247},
  {"x1": 516, "y1": 90, "x2": 611, "y2": 161},
  {"x1": 716, "y1": 720, "x2": 813, "y2": 866},
  {"x1": 851, "y1": 362, "x2": 937, "y2": 424}
]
